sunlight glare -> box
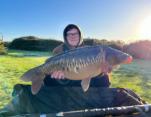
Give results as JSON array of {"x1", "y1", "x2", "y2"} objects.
[{"x1": 139, "y1": 15, "x2": 151, "y2": 39}]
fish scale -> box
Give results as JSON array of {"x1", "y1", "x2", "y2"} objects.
[{"x1": 49, "y1": 51, "x2": 98, "y2": 72}]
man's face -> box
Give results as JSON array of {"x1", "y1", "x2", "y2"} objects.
[{"x1": 66, "y1": 28, "x2": 80, "y2": 47}]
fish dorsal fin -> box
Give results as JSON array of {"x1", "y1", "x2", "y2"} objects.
[
  {"x1": 31, "y1": 80, "x2": 44, "y2": 95},
  {"x1": 81, "y1": 78, "x2": 91, "y2": 92}
]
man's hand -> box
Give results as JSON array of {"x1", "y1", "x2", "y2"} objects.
[{"x1": 51, "y1": 70, "x2": 65, "y2": 79}]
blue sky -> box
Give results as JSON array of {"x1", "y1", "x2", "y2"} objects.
[{"x1": 0, "y1": 0, "x2": 151, "y2": 42}]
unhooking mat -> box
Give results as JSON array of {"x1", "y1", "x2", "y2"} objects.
[{"x1": 0, "y1": 84, "x2": 145, "y2": 117}]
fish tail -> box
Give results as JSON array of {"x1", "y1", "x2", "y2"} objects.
[{"x1": 20, "y1": 66, "x2": 45, "y2": 95}]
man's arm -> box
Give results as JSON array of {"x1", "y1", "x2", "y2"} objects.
[{"x1": 52, "y1": 43, "x2": 64, "y2": 55}]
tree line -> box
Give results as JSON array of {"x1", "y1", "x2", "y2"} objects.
[{"x1": 1, "y1": 36, "x2": 151, "y2": 60}]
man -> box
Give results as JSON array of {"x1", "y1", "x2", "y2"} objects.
[{"x1": 44, "y1": 24, "x2": 110, "y2": 87}]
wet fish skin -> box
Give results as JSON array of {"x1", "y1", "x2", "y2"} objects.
[{"x1": 20, "y1": 45, "x2": 132, "y2": 94}]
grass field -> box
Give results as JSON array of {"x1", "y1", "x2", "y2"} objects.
[{"x1": 0, "y1": 49, "x2": 151, "y2": 108}]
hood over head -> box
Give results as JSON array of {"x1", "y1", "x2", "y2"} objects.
[{"x1": 63, "y1": 24, "x2": 83, "y2": 49}]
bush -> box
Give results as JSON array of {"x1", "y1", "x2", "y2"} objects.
[
  {"x1": 84, "y1": 38, "x2": 125, "y2": 50},
  {"x1": 124, "y1": 40, "x2": 151, "y2": 60},
  {"x1": 9, "y1": 36, "x2": 63, "y2": 51},
  {"x1": 0, "y1": 40, "x2": 7, "y2": 55}
]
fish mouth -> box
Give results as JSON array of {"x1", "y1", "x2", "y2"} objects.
[{"x1": 123, "y1": 56, "x2": 133, "y2": 64}]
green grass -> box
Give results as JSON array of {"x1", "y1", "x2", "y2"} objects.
[
  {"x1": 111, "y1": 59, "x2": 151, "y2": 103},
  {"x1": 0, "y1": 50, "x2": 151, "y2": 108},
  {"x1": 0, "y1": 49, "x2": 50, "y2": 108}
]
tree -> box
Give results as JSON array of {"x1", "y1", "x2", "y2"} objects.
[{"x1": 0, "y1": 37, "x2": 7, "y2": 55}]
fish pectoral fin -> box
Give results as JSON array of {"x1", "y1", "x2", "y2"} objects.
[
  {"x1": 81, "y1": 78, "x2": 91, "y2": 92},
  {"x1": 31, "y1": 80, "x2": 44, "y2": 95}
]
